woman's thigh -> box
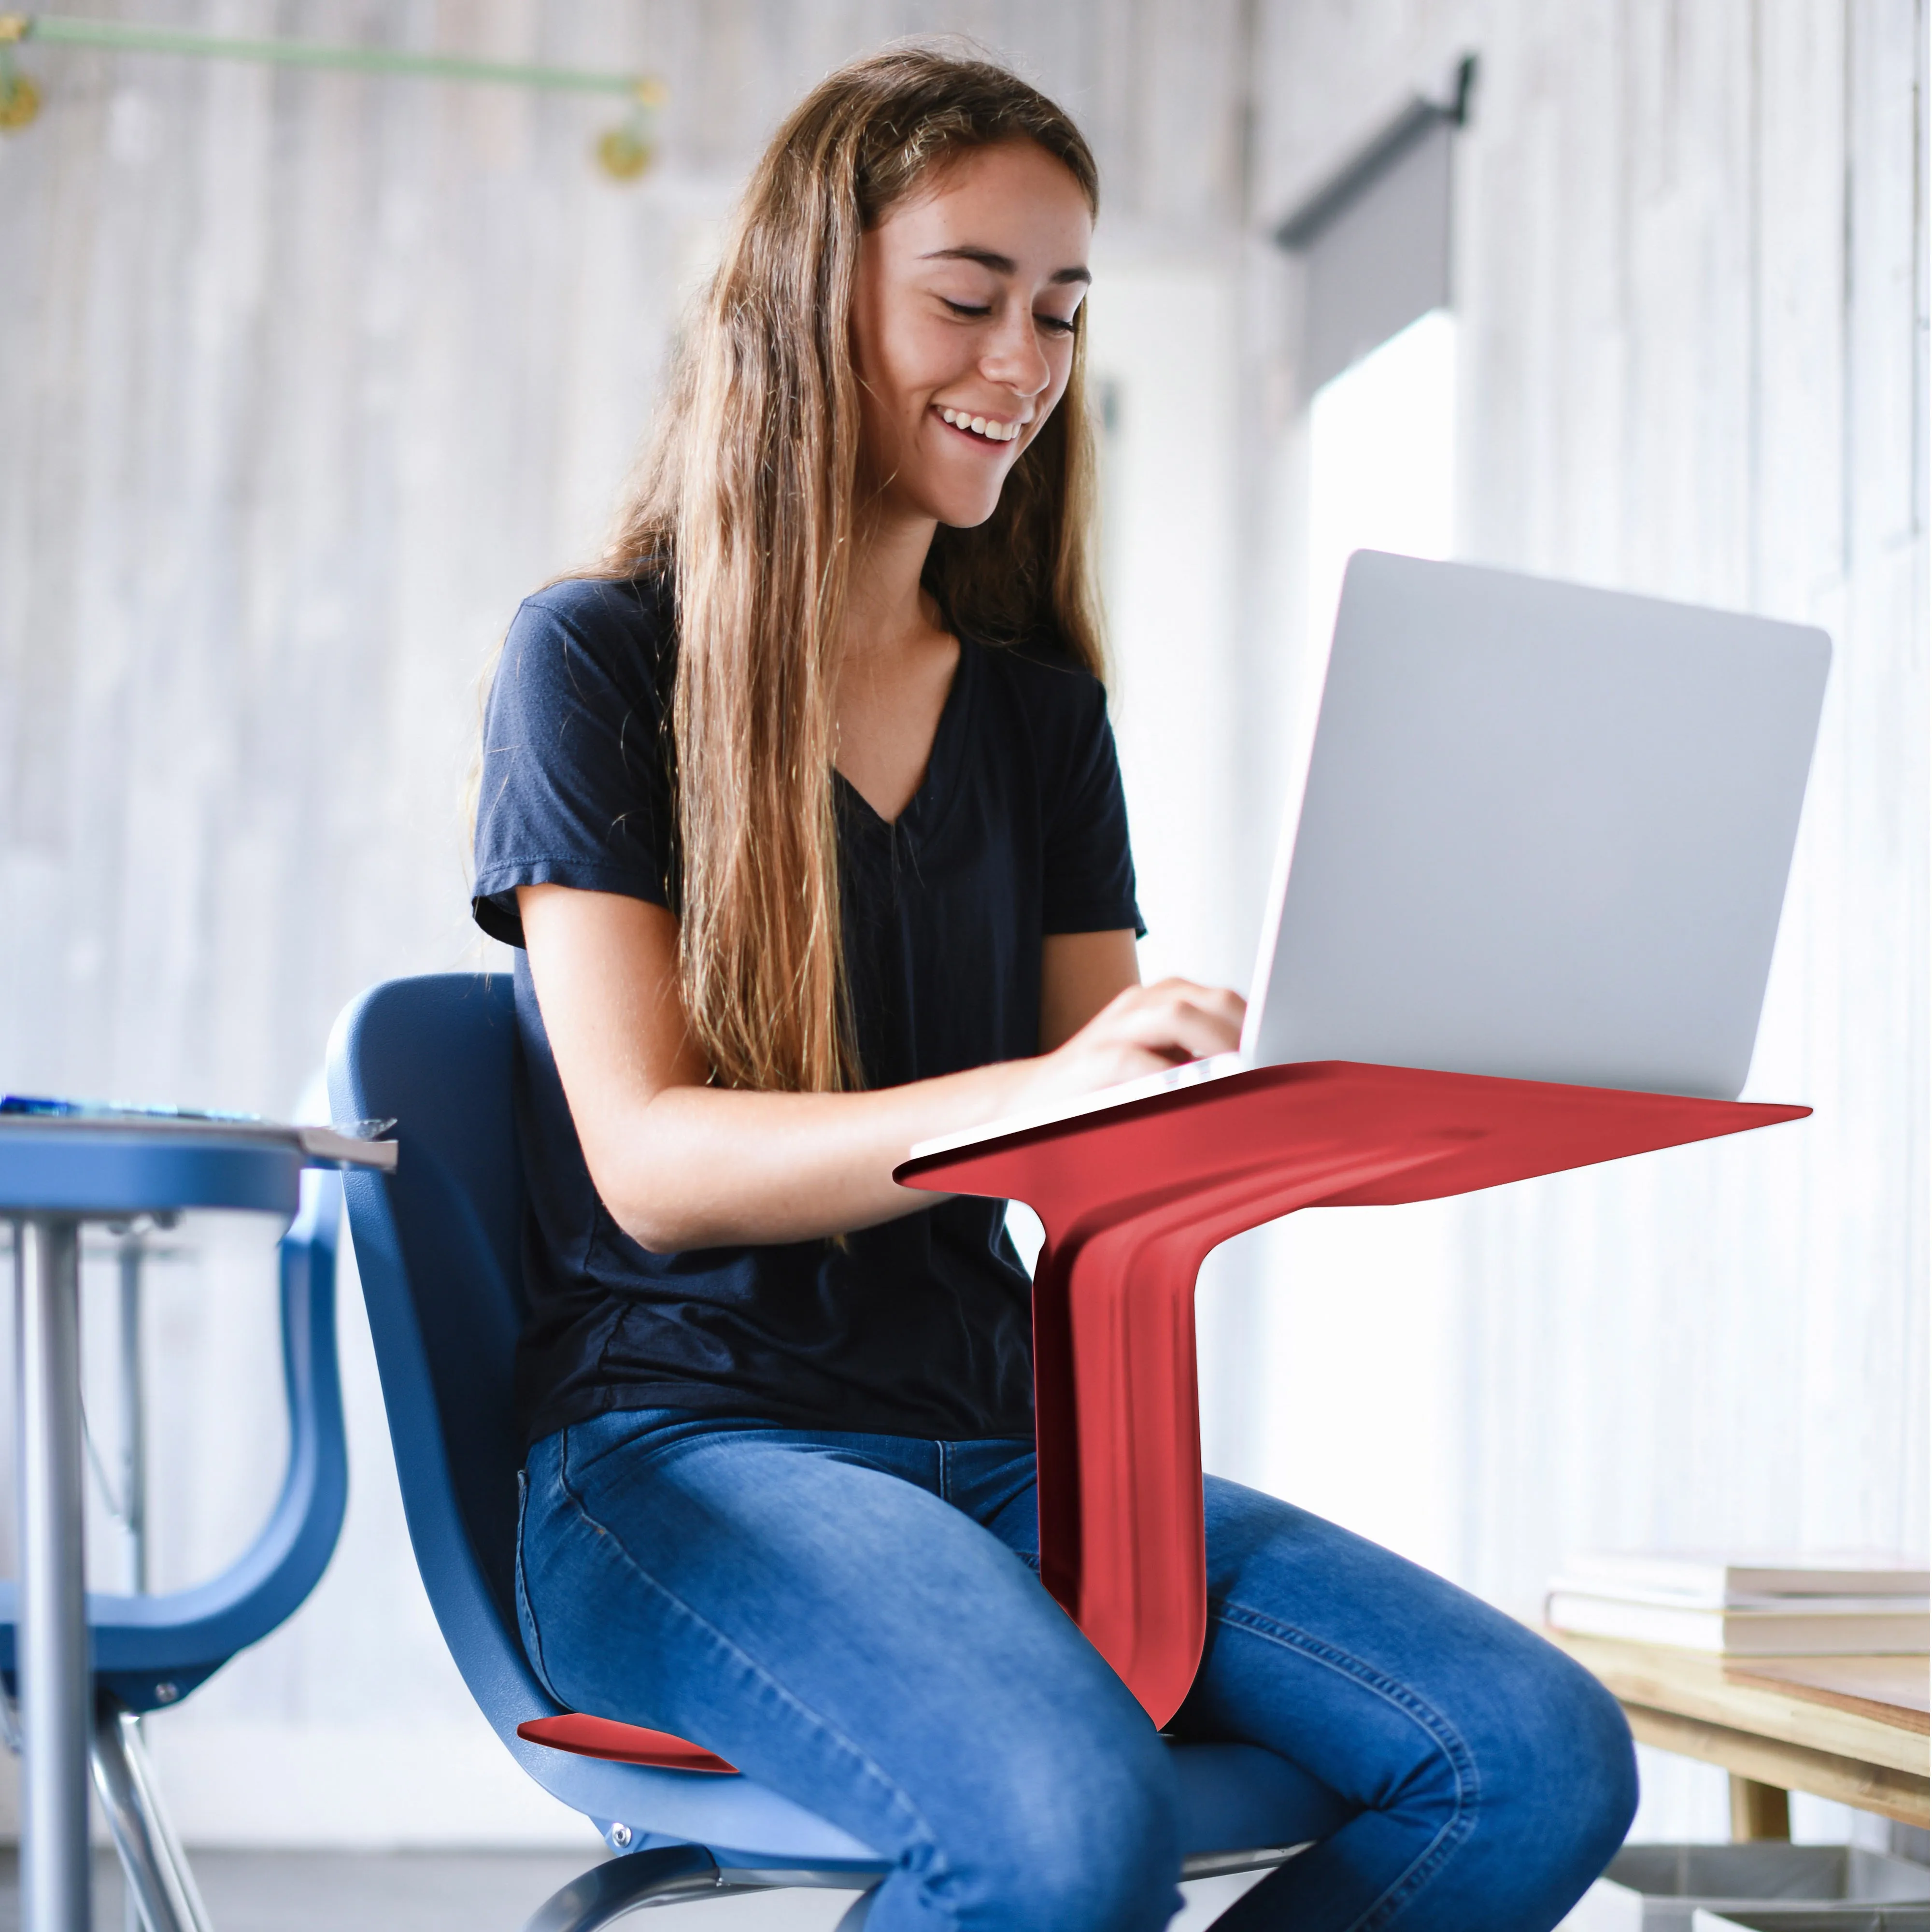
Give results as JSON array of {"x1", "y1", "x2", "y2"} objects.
[
  {"x1": 1178, "y1": 1477, "x2": 1636, "y2": 1932},
  {"x1": 518, "y1": 1413, "x2": 1182, "y2": 1932}
]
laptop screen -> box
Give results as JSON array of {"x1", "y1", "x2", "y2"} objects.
[{"x1": 1243, "y1": 553, "x2": 1830, "y2": 1100}]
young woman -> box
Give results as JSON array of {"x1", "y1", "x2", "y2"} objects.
[{"x1": 472, "y1": 47, "x2": 1636, "y2": 1932}]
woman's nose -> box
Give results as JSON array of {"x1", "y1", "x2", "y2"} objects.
[{"x1": 981, "y1": 304, "x2": 1052, "y2": 398}]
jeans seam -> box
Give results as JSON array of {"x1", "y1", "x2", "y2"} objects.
[
  {"x1": 552, "y1": 1428, "x2": 953, "y2": 1894},
  {"x1": 514, "y1": 1468, "x2": 564, "y2": 1705},
  {"x1": 1211, "y1": 1597, "x2": 1482, "y2": 1932}
]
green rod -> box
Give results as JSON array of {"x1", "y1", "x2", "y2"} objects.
[{"x1": 7, "y1": 14, "x2": 661, "y2": 100}]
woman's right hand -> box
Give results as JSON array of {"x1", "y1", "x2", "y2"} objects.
[{"x1": 1018, "y1": 977, "x2": 1247, "y2": 1111}]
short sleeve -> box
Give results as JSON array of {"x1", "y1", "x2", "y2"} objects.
[
  {"x1": 1041, "y1": 675, "x2": 1145, "y2": 938},
  {"x1": 471, "y1": 578, "x2": 678, "y2": 950}
]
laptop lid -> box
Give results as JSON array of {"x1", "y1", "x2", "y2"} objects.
[{"x1": 1241, "y1": 552, "x2": 1830, "y2": 1100}]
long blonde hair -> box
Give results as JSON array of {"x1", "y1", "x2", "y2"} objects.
[{"x1": 607, "y1": 46, "x2": 1104, "y2": 1094}]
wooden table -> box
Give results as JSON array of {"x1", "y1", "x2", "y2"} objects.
[{"x1": 1545, "y1": 1631, "x2": 1930, "y2": 1840}]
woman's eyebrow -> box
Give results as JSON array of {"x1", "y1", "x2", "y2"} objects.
[{"x1": 921, "y1": 245, "x2": 1092, "y2": 286}]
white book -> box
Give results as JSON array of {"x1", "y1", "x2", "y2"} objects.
[
  {"x1": 1548, "y1": 1578, "x2": 1931, "y2": 1615},
  {"x1": 1560, "y1": 1549, "x2": 1929, "y2": 1605},
  {"x1": 1546, "y1": 1588, "x2": 1932, "y2": 1656}
]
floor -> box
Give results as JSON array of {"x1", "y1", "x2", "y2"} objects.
[{"x1": 0, "y1": 1850, "x2": 1271, "y2": 1930}]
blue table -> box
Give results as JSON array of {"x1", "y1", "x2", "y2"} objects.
[{"x1": 0, "y1": 1120, "x2": 370, "y2": 1932}]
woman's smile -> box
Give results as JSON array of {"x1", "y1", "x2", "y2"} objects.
[{"x1": 934, "y1": 403, "x2": 1026, "y2": 445}]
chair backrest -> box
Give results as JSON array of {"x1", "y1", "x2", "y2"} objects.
[
  {"x1": 327, "y1": 975, "x2": 905, "y2": 1857},
  {"x1": 326, "y1": 974, "x2": 545, "y2": 1739},
  {"x1": 0, "y1": 1168, "x2": 348, "y2": 1710}
]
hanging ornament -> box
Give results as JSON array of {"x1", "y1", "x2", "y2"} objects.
[
  {"x1": 596, "y1": 75, "x2": 665, "y2": 183},
  {"x1": 0, "y1": 15, "x2": 41, "y2": 132}
]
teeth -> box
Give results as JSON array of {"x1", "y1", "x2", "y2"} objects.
[{"x1": 940, "y1": 407, "x2": 1024, "y2": 442}]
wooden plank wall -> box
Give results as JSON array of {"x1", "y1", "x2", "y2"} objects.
[
  {"x1": 1230, "y1": 0, "x2": 1927, "y2": 1836},
  {"x1": 0, "y1": 0, "x2": 1252, "y2": 1844},
  {"x1": 0, "y1": 0, "x2": 1244, "y2": 1125}
]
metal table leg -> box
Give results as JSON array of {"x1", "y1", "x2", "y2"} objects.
[
  {"x1": 17, "y1": 1215, "x2": 94, "y2": 1932},
  {"x1": 116, "y1": 1234, "x2": 155, "y2": 1932},
  {"x1": 115, "y1": 1237, "x2": 147, "y2": 1599}
]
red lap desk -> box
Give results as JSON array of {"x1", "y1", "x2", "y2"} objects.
[{"x1": 894, "y1": 1060, "x2": 1807, "y2": 1729}]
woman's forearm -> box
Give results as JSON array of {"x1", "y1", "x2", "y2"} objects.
[
  {"x1": 595, "y1": 1058, "x2": 1036, "y2": 1251},
  {"x1": 520, "y1": 885, "x2": 1239, "y2": 1253}
]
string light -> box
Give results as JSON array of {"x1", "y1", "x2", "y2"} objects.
[{"x1": 0, "y1": 13, "x2": 665, "y2": 179}]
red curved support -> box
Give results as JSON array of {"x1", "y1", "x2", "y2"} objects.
[{"x1": 897, "y1": 1060, "x2": 1807, "y2": 1729}]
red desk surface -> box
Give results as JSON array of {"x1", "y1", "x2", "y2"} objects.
[{"x1": 896, "y1": 1060, "x2": 1807, "y2": 1727}]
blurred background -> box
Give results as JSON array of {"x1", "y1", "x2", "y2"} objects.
[{"x1": 0, "y1": 0, "x2": 1924, "y2": 1875}]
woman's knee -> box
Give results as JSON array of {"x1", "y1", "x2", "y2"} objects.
[
  {"x1": 1480, "y1": 1640, "x2": 1638, "y2": 1889},
  {"x1": 1545, "y1": 1653, "x2": 1640, "y2": 1860},
  {"x1": 917, "y1": 1720, "x2": 1183, "y2": 1932}
]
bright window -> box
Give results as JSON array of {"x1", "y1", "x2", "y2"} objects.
[
  {"x1": 1305, "y1": 306, "x2": 1457, "y2": 651},
  {"x1": 1234, "y1": 303, "x2": 1464, "y2": 1579}
]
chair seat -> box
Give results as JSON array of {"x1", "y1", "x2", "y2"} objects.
[
  {"x1": 519, "y1": 1714, "x2": 739, "y2": 1774},
  {"x1": 519, "y1": 1712, "x2": 1350, "y2": 1860}
]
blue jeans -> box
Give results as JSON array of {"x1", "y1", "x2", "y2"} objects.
[{"x1": 518, "y1": 1411, "x2": 1635, "y2": 1931}]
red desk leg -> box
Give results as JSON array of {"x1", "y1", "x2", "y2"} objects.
[
  {"x1": 898, "y1": 1061, "x2": 1807, "y2": 1729},
  {"x1": 1033, "y1": 1142, "x2": 1462, "y2": 1724}
]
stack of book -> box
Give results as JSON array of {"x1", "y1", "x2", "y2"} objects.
[{"x1": 1546, "y1": 1552, "x2": 1930, "y2": 1656}]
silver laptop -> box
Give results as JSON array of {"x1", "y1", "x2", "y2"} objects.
[{"x1": 911, "y1": 551, "x2": 1830, "y2": 1160}]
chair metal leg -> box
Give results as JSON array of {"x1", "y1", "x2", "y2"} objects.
[
  {"x1": 89, "y1": 1695, "x2": 215, "y2": 1932},
  {"x1": 522, "y1": 1845, "x2": 889, "y2": 1932},
  {"x1": 1180, "y1": 1843, "x2": 1311, "y2": 1880},
  {"x1": 519, "y1": 1835, "x2": 1306, "y2": 1930},
  {"x1": 831, "y1": 1887, "x2": 878, "y2": 1930},
  {"x1": 522, "y1": 1846, "x2": 737, "y2": 1931}
]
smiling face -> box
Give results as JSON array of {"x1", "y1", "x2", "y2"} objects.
[{"x1": 850, "y1": 138, "x2": 1094, "y2": 532}]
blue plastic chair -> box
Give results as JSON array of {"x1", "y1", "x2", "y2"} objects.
[
  {"x1": 328, "y1": 973, "x2": 1329, "y2": 1931},
  {"x1": 0, "y1": 1165, "x2": 348, "y2": 1932}
]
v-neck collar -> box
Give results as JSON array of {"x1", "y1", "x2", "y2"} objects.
[{"x1": 835, "y1": 636, "x2": 974, "y2": 843}]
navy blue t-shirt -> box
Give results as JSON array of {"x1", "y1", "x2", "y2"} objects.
[{"x1": 472, "y1": 574, "x2": 1142, "y2": 1444}]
